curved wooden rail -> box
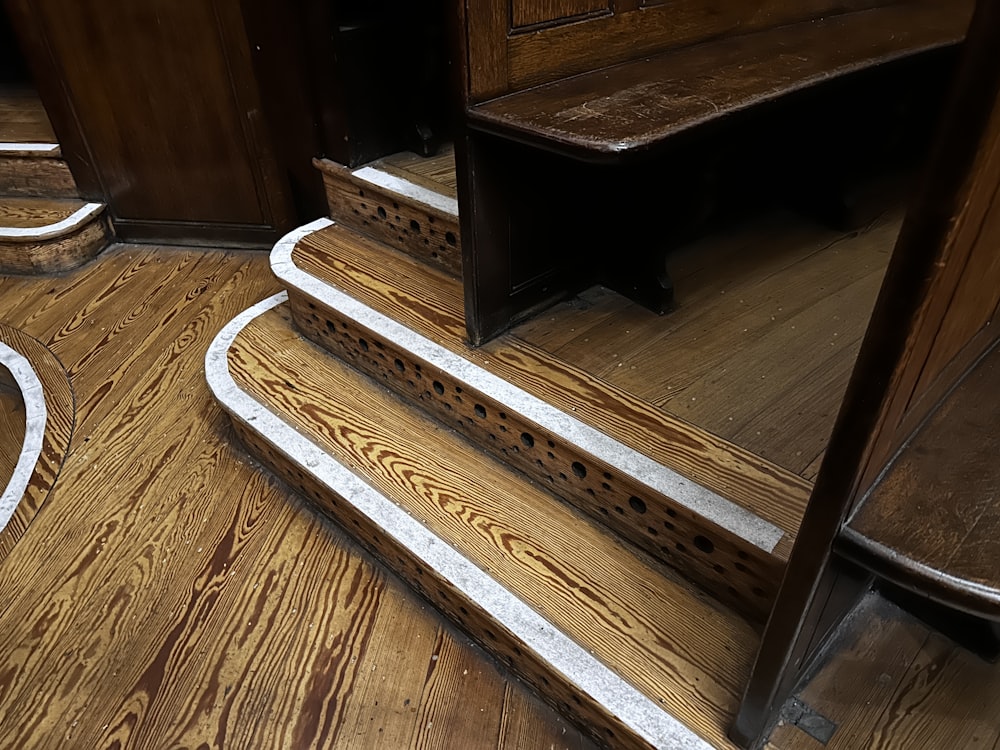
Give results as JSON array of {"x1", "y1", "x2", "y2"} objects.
[
  {"x1": 0, "y1": 323, "x2": 74, "y2": 560},
  {"x1": 839, "y1": 343, "x2": 1000, "y2": 620}
]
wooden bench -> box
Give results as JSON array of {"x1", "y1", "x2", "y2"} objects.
[
  {"x1": 839, "y1": 342, "x2": 1000, "y2": 622},
  {"x1": 456, "y1": 0, "x2": 972, "y2": 344}
]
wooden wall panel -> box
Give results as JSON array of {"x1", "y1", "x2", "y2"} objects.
[
  {"x1": 511, "y1": 0, "x2": 611, "y2": 30},
  {"x1": 7, "y1": 0, "x2": 295, "y2": 242}
]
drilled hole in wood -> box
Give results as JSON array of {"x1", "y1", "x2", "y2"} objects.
[
  {"x1": 445, "y1": 231, "x2": 457, "y2": 246},
  {"x1": 628, "y1": 496, "x2": 647, "y2": 514},
  {"x1": 474, "y1": 404, "x2": 487, "y2": 418},
  {"x1": 433, "y1": 381, "x2": 445, "y2": 395},
  {"x1": 666, "y1": 508, "x2": 677, "y2": 518},
  {"x1": 693, "y1": 535, "x2": 715, "y2": 554},
  {"x1": 410, "y1": 219, "x2": 420, "y2": 233},
  {"x1": 571, "y1": 461, "x2": 587, "y2": 479},
  {"x1": 394, "y1": 358, "x2": 405, "y2": 373},
  {"x1": 358, "y1": 338, "x2": 369, "y2": 352},
  {"x1": 614, "y1": 506, "x2": 625, "y2": 515},
  {"x1": 377, "y1": 206, "x2": 387, "y2": 219},
  {"x1": 676, "y1": 542, "x2": 687, "y2": 553}
]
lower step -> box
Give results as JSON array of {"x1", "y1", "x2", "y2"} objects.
[
  {"x1": 0, "y1": 198, "x2": 110, "y2": 273},
  {"x1": 0, "y1": 143, "x2": 77, "y2": 198},
  {"x1": 207, "y1": 295, "x2": 758, "y2": 750}
]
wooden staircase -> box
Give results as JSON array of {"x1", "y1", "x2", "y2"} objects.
[
  {"x1": 205, "y1": 149, "x2": 848, "y2": 749},
  {"x1": 0, "y1": 86, "x2": 110, "y2": 273}
]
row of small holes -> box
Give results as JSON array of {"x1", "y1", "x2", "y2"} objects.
[{"x1": 352, "y1": 188, "x2": 457, "y2": 264}]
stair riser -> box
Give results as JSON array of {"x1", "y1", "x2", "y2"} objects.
[
  {"x1": 318, "y1": 165, "x2": 461, "y2": 276},
  {"x1": 288, "y1": 289, "x2": 780, "y2": 622},
  {"x1": 228, "y1": 416, "x2": 656, "y2": 750},
  {"x1": 0, "y1": 215, "x2": 111, "y2": 274},
  {"x1": 0, "y1": 156, "x2": 77, "y2": 198}
]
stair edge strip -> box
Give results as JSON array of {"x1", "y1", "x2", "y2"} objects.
[
  {"x1": 0, "y1": 202, "x2": 105, "y2": 242},
  {"x1": 0, "y1": 340, "x2": 47, "y2": 534},
  {"x1": 206, "y1": 289, "x2": 715, "y2": 750},
  {"x1": 0, "y1": 142, "x2": 60, "y2": 156},
  {"x1": 351, "y1": 165, "x2": 460, "y2": 217},
  {"x1": 274, "y1": 218, "x2": 784, "y2": 554}
]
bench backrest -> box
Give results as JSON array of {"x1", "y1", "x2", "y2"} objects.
[{"x1": 462, "y1": 0, "x2": 906, "y2": 103}]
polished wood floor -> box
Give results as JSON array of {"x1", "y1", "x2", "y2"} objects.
[
  {"x1": 0, "y1": 246, "x2": 592, "y2": 749},
  {"x1": 0, "y1": 244, "x2": 995, "y2": 749},
  {"x1": 0, "y1": 362, "x2": 24, "y2": 491},
  {"x1": 513, "y1": 203, "x2": 902, "y2": 483},
  {"x1": 0, "y1": 85, "x2": 57, "y2": 143}
]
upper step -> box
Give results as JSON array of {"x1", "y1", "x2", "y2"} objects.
[
  {"x1": 208, "y1": 294, "x2": 759, "y2": 750},
  {"x1": 0, "y1": 197, "x2": 110, "y2": 273},
  {"x1": 314, "y1": 145, "x2": 461, "y2": 276},
  {"x1": 0, "y1": 86, "x2": 77, "y2": 198},
  {"x1": 274, "y1": 219, "x2": 811, "y2": 622}
]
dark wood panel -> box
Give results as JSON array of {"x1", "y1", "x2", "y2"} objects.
[
  {"x1": 7, "y1": 0, "x2": 294, "y2": 232},
  {"x1": 511, "y1": 0, "x2": 611, "y2": 29}
]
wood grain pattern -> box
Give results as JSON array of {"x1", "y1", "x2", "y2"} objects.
[
  {"x1": 841, "y1": 341, "x2": 1000, "y2": 617},
  {"x1": 0, "y1": 156, "x2": 77, "y2": 198},
  {"x1": 0, "y1": 197, "x2": 86, "y2": 228},
  {"x1": 770, "y1": 594, "x2": 1000, "y2": 750},
  {"x1": 293, "y1": 225, "x2": 809, "y2": 540},
  {"x1": 0, "y1": 244, "x2": 594, "y2": 749},
  {"x1": 511, "y1": 0, "x2": 610, "y2": 29},
  {"x1": 373, "y1": 145, "x2": 458, "y2": 197},
  {"x1": 470, "y1": 2, "x2": 969, "y2": 159},
  {"x1": 227, "y1": 303, "x2": 759, "y2": 749},
  {"x1": 515, "y1": 208, "x2": 901, "y2": 482},
  {"x1": 0, "y1": 85, "x2": 57, "y2": 142},
  {"x1": 0, "y1": 212, "x2": 110, "y2": 274},
  {"x1": 315, "y1": 158, "x2": 462, "y2": 276},
  {"x1": 0, "y1": 363, "x2": 25, "y2": 498},
  {"x1": 0, "y1": 323, "x2": 74, "y2": 562}
]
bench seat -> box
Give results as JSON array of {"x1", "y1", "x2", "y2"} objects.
[
  {"x1": 467, "y1": 1, "x2": 969, "y2": 163},
  {"x1": 839, "y1": 343, "x2": 1000, "y2": 620}
]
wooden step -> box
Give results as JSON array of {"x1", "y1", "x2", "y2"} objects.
[
  {"x1": 314, "y1": 145, "x2": 461, "y2": 276},
  {"x1": 206, "y1": 293, "x2": 759, "y2": 750},
  {"x1": 274, "y1": 219, "x2": 809, "y2": 623},
  {"x1": 0, "y1": 197, "x2": 111, "y2": 274},
  {"x1": 0, "y1": 144, "x2": 77, "y2": 198}
]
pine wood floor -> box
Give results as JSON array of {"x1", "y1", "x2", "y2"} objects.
[
  {"x1": 0, "y1": 363, "x2": 24, "y2": 492},
  {"x1": 0, "y1": 245, "x2": 591, "y2": 750},
  {"x1": 0, "y1": 85, "x2": 57, "y2": 143},
  {"x1": 0, "y1": 244, "x2": 994, "y2": 749}
]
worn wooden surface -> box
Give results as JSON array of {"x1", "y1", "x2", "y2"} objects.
[
  {"x1": 0, "y1": 84, "x2": 57, "y2": 142},
  {"x1": 0, "y1": 197, "x2": 85, "y2": 228},
  {"x1": 0, "y1": 245, "x2": 594, "y2": 749},
  {"x1": 469, "y1": 2, "x2": 968, "y2": 160},
  {"x1": 513, "y1": 206, "x2": 901, "y2": 483},
  {"x1": 229, "y1": 303, "x2": 759, "y2": 749},
  {"x1": 0, "y1": 323, "x2": 74, "y2": 562},
  {"x1": 373, "y1": 144, "x2": 458, "y2": 197},
  {"x1": 0, "y1": 363, "x2": 24, "y2": 498},
  {"x1": 292, "y1": 225, "x2": 807, "y2": 549},
  {"x1": 842, "y1": 342, "x2": 1000, "y2": 617},
  {"x1": 771, "y1": 594, "x2": 1000, "y2": 749},
  {"x1": 0, "y1": 212, "x2": 110, "y2": 275}
]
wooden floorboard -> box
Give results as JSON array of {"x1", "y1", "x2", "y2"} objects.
[
  {"x1": 229, "y1": 304, "x2": 759, "y2": 749},
  {"x1": 0, "y1": 197, "x2": 83, "y2": 228},
  {"x1": 769, "y1": 593, "x2": 1000, "y2": 750},
  {"x1": 374, "y1": 145, "x2": 458, "y2": 197},
  {"x1": 0, "y1": 85, "x2": 57, "y2": 143},
  {"x1": 0, "y1": 245, "x2": 591, "y2": 749},
  {"x1": 513, "y1": 207, "x2": 900, "y2": 481}
]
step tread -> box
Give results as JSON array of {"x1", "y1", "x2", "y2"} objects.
[
  {"x1": 291, "y1": 223, "x2": 809, "y2": 544},
  {"x1": 226, "y1": 301, "x2": 756, "y2": 749}
]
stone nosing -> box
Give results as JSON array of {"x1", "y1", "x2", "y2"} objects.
[
  {"x1": 0, "y1": 340, "x2": 47, "y2": 534},
  {"x1": 205, "y1": 285, "x2": 715, "y2": 750},
  {"x1": 0, "y1": 202, "x2": 105, "y2": 242},
  {"x1": 351, "y1": 166, "x2": 459, "y2": 217},
  {"x1": 272, "y1": 219, "x2": 784, "y2": 553}
]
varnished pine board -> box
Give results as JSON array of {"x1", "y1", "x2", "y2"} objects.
[
  {"x1": 372, "y1": 145, "x2": 459, "y2": 197},
  {"x1": 315, "y1": 158, "x2": 462, "y2": 276},
  {"x1": 770, "y1": 595, "x2": 1000, "y2": 749},
  {"x1": 227, "y1": 302, "x2": 758, "y2": 750},
  {"x1": 0, "y1": 207, "x2": 110, "y2": 275},
  {"x1": 0, "y1": 363, "x2": 24, "y2": 496},
  {"x1": 0, "y1": 86, "x2": 57, "y2": 143},
  {"x1": 0, "y1": 323, "x2": 74, "y2": 562},
  {"x1": 0, "y1": 156, "x2": 77, "y2": 198},
  {"x1": 292, "y1": 226, "x2": 808, "y2": 544},
  {"x1": 0, "y1": 246, "x2": 592, "y2": 749},
  {"x1": 514, "y1": 209, "x2": 900, "y2": 479},
  {"x1": 0, "y1": 197, "x2": 84, "y2": 228}
]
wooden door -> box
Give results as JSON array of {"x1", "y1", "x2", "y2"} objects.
[{"x1": 6, "y1": 0, "x2": 296, "y2": 246}]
